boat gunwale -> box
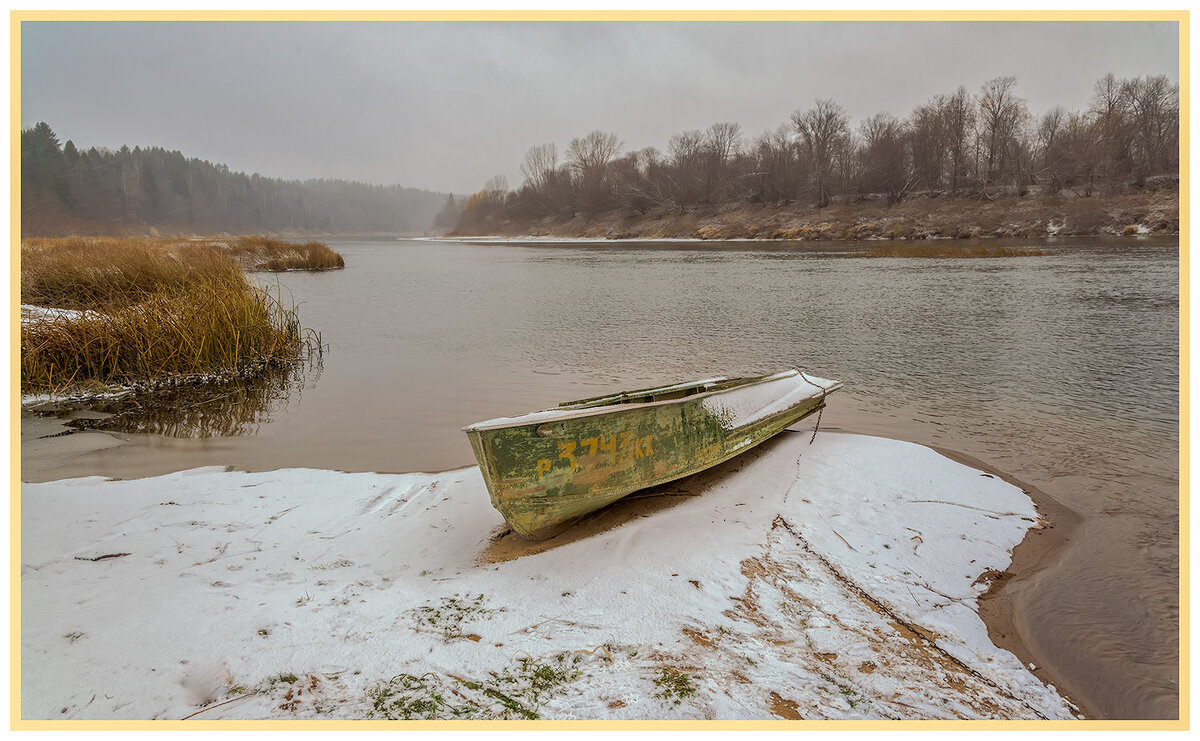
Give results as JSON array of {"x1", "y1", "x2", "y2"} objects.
[
  {"x1": 462, "y1": 369, "x2": 842, "y2": 433},
  {"x1": 554, "y1": 375, "x2": 730, "y2": 409}
]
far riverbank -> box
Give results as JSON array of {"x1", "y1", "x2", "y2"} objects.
[{"x1": 448, "y1": 186, "x2": 1178, "y2": 243}]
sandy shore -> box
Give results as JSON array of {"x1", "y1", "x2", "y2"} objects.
[{"x1": 19, "y1": 430, "x2": 1079, "y2": 721}]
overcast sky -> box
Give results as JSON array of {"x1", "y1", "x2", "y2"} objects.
[{"x1": 21, "y1": 20, "x2": 1180, "y2": 194}]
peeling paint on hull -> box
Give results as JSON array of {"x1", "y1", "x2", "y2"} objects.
[{"x1": 465, "y1": 370, "x2": 842, "y2": 539}]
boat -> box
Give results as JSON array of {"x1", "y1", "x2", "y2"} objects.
[{"x1": 463, "y1": 369, "x2": 842, "y2": 539}]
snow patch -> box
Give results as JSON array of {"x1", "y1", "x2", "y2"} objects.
[
  {"x1": 701, "y1": 371, "x2": 839, "y2": 430},
  {"x1": 20, "y1": 433, "x2": 1074, "y2": 721},
  {"x1": 21, "y1": 304, "x2": 97, "y2": 323}
]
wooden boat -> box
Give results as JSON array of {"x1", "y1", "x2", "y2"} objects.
[{"x1": 464, "y1": 369, "x2": 842, "y2": 539}]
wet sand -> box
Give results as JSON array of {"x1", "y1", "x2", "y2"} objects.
[{"x1": 927, "y1": 444, "x2": 1093, "y2": 719}]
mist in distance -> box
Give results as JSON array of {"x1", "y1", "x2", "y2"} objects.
[{"x1": 21, "y1": 20, "x2": 1180, "y2": 193}]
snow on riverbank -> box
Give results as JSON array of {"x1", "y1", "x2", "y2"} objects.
[
  {"x1": 20, "y1": 304, "x2": 95, "y2": 322},
  {"x1": 20, "y1": 432, "x2": 1077, "y2": 721}
]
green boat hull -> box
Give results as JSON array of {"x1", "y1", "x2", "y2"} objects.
[{"x1": 464, "y1": 370, "x2": 840, "y2": 540}]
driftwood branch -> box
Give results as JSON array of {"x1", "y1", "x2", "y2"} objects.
[{"x1": 74, "y1": 553, "x2": 131, "y2": 562}]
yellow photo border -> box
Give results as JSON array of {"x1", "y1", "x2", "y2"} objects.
[{"x1": 8, "y1": 8, "x2": 1190, "y2": 732}]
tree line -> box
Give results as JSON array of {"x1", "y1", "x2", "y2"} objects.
[
  {"x1": 454, "y1": 74, "x2": 1178, "y2": 231},
  {"x1": 21, "y1": 122, "x2": 451, "y2": 236}
]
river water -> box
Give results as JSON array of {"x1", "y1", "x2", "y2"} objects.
[{"x1": 22, "y1": 236, "x2": 1179, "y2": 719}]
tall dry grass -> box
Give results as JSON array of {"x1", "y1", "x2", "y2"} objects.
[
  {"x1": 21, "y1": 237, "x2": 317, "y2": 394},
  {"x1": 22, "y1": 236, "x2": 345, "y2": 300},
  {"x1": 22, "y1": 237, "x2": 243, "y2": 309},
  {"x1": 226, "y1": 236, "x2": 345, "y2": 271}
]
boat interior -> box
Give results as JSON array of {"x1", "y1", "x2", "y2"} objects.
[{"x1": 557, "y1": 371, "x2": 794, "y2": 410}]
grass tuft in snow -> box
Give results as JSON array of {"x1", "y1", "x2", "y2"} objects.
[
  {"x1": 490, "y1": 653, "x2": 583, "y2": 708},
  {"x1": 367, "y1": 653, "x2": 584, "y2": 720},
  {"x1": 652, "y1": 667, "x2": 698, "y2": 705},
  {"x1": 412, "y1": 593, "x2": 499, "y2": 641},
  {"x1": 368, "y1": 673, "x2": 477, "y2": 720}
]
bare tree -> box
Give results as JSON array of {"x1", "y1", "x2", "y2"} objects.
[
  {"x1": 629, "y1": 146, "x2": 682, "y2": 211},
  {"x1": 1038, "y1": 107, "x2": 1066, "y2": 192},
  {"x1": 979, "y1": 76, "x2": 1029, "y2": 188},
  {"x1": 832, "y1": 132, "x2": 859, "y2": 199},
  {"x1": 909, "y1": 98, "x2": 945, "y2": 191},
  {"x1": 749, "y1": 124, "x2": 799, "y2": 203},
  {"x1": 520, "y1": 143, "x2": 558, "y2": 192},
  {"x1": 705, "y1": 122, "x2": 742, "y2": 165},
  {"x1": 567, "y1": 130, "x2": 622, "y2": 213},
  {"x1": 1092, "y1": 73, "x2": 1124, "y2": 120},
  {"x1": 1087, "y1": 72, "x2": 1131, "y2": 184},
  {"x1": 567, "y1": 131, "x2": 622, "y2": 179},
  {"x1": 666, "y1": 129, "x2": 705, "y2": 206},
  {"x1": 939, "y1": 86, "x2": 975, "y2": 195},
  {"x1": 609, "y1": 149, "x2": 651, "y2": 213},
  {"x1": 1121, "y1": 75, "x2": 1178, "y2": 180},
  {"x1": 859, "y1": 112, "x2": 912, "y2": 203},
  {"x1": 1061, "y1": 110, "x2": 1103, "y2": 195},
  {"x1": 483, "y1": 174, "x2": 508, "y2": 193},
  {"x1": 791, "y1": 99, "x2": 849, "y2": 207},
  {"x1": 703, "y1": 122, "x2": 742, "y2": 201}
]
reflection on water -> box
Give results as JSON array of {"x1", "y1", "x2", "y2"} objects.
[
  {"x1": 22, "y1": 236, "x2": 1178, "y2": 720},
  {"x1": 33, "y1": 359, "x2": 321, "y2": 438}
]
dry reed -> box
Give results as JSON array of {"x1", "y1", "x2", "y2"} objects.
[
  {"x1": 22, "y1": 237, "x2": 241, "y2": 309},
  {"x1": 226, "y1": 236, "x2": 345, "y2": 271},
  {"x1": 21, "y1": 237, "x2": 317, "y2": 394}
]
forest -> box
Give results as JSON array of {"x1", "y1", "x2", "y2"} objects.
[
  {"x1": 452, "y1": 74, "x2": 1179, "y2": 236},
  {"x1": 20, "y1": 123, "x2": 454, "y2": 237}
]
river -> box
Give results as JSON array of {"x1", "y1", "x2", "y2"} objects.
[{"x1": 21, "y1": 236, "x2": 1180, "y2": 719}]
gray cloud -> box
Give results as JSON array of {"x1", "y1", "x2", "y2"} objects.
[{"x1": 21, "y1": 20, "x2": 1179, "y2": 193}]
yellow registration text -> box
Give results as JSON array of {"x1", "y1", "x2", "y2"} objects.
[{"x1": 536, "y1": 433, "x2": 655, "y2": 478}]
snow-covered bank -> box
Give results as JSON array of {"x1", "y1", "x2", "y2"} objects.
[
  {"x1": 20, "y1": 304, "x2": 98, "y2": 323},
  {"x1": 20, "y1": 432, "x2": 1077, "y2": 721}
]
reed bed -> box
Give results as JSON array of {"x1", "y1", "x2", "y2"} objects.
[
  {"x1": 22, "y1": 237, "x2": 242, "y2": 309},
  {"x1": 225, "y1": 236, "x2": 345, "y2": 271},
  {"x1": 863, "y1": 242, "x2": 1047, "y2": 258},
  {"x1": 21, "y1": 237, "x2": 317, "y2": 395}
]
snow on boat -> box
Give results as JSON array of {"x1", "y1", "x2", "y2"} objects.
[{"x1": 464, "y1": 369, "x2": 842, "y2": 539}]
